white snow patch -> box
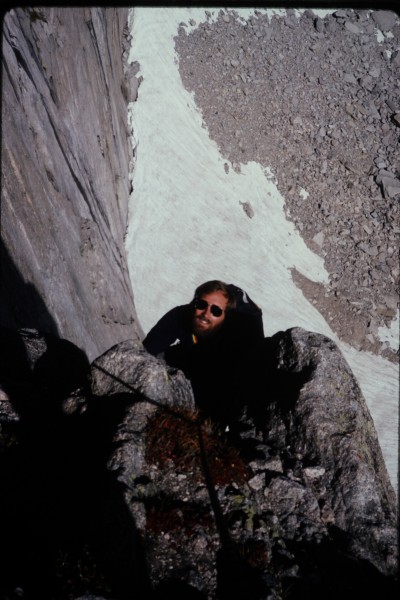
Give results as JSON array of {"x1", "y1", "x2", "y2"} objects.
[
  {"x1": 376, "y1": 29, "x2": 385, "y2": 43},
  {"x1": 378, "y1": 310, "x2": 400, "y2": 352},
  {"x1": 126, "y1": 7, "x2": 398, "y2": 493}
]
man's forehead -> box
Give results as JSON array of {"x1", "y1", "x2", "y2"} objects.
[{"x1": 199, "y1": 290, "x2": 228, "y2": 305}]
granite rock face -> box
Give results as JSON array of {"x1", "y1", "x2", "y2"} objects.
[{"x1": 1, "y1": 7, "x2": 142, "y2": 361}]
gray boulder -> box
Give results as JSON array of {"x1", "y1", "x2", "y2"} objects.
[
  {"x1": 271, "y1": 328, "x2": 397, "y2": 574},
  {"x1": 371, "y1": 10, "x2": 398, "y2": 31},
  {"x1": 90, "y1": 338, "x2": 196, "y2": 413}
]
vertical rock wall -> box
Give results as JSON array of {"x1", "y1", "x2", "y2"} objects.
[{"x1": 1, "y1": 7, "x2": 142, "y2": 360}]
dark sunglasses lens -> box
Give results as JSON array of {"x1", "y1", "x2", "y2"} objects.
[
  {"x1": 195, "y1": 299, "x2": 208, "y2": 310},
  {"x1": 210, "y1": 305, "x2": 223, "y2": 317},
  {"x1": 195, "y1": 299, "x2": 223, "y2": 317}
]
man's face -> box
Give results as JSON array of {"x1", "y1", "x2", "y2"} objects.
[{"x1": 192, "y1": 291, "x2": 228, "y2": 338}]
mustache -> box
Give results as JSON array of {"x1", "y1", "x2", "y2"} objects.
[{"x1": 195, "y1": 315, "x2": 211, "y2": 325}]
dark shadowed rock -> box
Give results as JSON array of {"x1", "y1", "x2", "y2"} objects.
[
  {"x1": 0, "y1": 327, "x2": 397, "y2": 598},
  {"x1": 0, "y1": 326, "x2": 90, "y2": 413}
]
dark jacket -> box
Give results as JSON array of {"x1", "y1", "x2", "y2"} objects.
[
  {"x1": 143, "y1": 303, "x2": 264, "y2": 424},
  {"x1": 142, "y1": 304, "x2": 194, "y2": 359}
]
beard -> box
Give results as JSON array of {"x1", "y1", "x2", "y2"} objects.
[{"x1": 192, "y1": 315, "x2": 223, "y2": 338}]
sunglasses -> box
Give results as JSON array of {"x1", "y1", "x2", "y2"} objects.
[{"x1": 194, "y1": 298, "x2": 225, "y2": 318}]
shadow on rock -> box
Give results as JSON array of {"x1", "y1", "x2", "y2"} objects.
[
  {"x1": 0, "y1": 239, "x2": 59, "y2": 336},
  {"x1": 152, "y1": 579, "x2": 206, "y2": 599},
  {"x1": 216, "y1": 544, "x2": 271, "y2": 599},
  {"x1": 281, "y1": 531, "x2": 399, "y2": 600},
  {"x1": 0, "y1": 328, "x2": 151, "y2": 600}
]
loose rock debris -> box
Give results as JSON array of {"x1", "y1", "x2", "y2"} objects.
[{"x1": 175, "y1": 8, "x2": 399, "y2": 361}]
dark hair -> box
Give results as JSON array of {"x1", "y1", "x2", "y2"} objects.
[{"x1": 193, "y1": 280, "x2": 236, "y2": 311}]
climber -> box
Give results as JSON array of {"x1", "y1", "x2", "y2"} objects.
[{"x1": 143, "y1": 280, "x2": 264, "y2": 426}]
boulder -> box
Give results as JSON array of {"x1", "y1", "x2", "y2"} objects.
[
  {"x1": 271, "y1": 328, "x2": 397, "y2": 574},
  {"x1": 90, "y1": 338, "x2": 196, "y2": 413}
]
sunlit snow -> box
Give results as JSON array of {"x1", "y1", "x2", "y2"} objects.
[{"x1": 125, "y1": 7, "x2": 398, "y2": 492}]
